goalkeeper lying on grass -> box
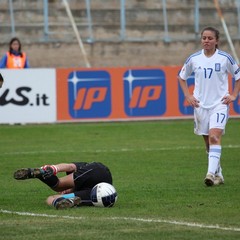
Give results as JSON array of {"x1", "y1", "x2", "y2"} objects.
[{"x1": 14, "y1": 162, "x2": 113, "y2": 209}]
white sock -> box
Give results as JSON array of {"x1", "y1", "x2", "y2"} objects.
[
  {"x1": 216, "y1": 164, "x2": 223, "y2": 178},
  {"x1": 207, "y1": 145, "x2": 221, "y2": 175}
]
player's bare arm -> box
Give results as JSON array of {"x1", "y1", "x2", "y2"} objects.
[
  {"x1": 178, "y1": 76, "x2": 200, "y2": 108},
  {"x1": 222, "y1": 79, "x2": 240, "y2": 104}
]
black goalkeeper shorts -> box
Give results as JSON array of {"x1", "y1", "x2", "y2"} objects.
[{"x1": 72, "y1": 162, "x2": 113, "y2": 205}]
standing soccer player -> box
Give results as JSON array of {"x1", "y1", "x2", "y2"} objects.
[{"x1": 178, "y1": 26, "x2": 240, "y2": 186}]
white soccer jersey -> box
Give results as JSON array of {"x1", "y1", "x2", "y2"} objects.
[{"x1": 179, "y1": 49, "x2": 240, "y2": 109}]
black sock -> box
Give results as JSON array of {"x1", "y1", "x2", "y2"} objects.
[{"x1": 38, "y1": 175, "x2": 59, "y2": 188}]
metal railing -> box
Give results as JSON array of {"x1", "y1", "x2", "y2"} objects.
[{"x1": 4, "y1": 0, "x2": 240, "y2": 43}]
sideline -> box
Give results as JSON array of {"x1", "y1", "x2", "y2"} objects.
[
  {"x1": 1, "y1": 144, "x2": 240, "y2": 156},
  {"x1": 1, "y1": 209, "x2": 240, "y2": 232}
]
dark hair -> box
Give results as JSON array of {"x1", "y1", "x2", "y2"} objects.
[
  {"x1": 201, "y1": 26, "x2": 220, "y2": 49},
  {"x1": 9, "y1": 37, "x2": 23, "y2": 57}
]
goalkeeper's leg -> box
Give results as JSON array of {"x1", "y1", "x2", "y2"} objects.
[{"x1": 14, "y1": 165, "x2": 59, "y2": 188}]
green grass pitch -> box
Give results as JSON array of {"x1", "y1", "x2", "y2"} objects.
[{"x1": 0, "y1": 119, "x2": 240, "y2": 239}]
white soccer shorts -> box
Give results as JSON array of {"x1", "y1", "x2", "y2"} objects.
[{"x1": 194, "y1": 103, "x2": 229, "y2": 135}]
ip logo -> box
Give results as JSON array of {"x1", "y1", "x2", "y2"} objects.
[
  {"x1": 232, "y1": 77, "x2": 240, "y2": 113},
  {"x1": 123, "y1": 69, "x2": 166, "y2": 117},
  {"x1": 178, "y1": 73, "x2": 194, "y2": 115},
  {"x1": 68, "y1": 71, "x2": 111, "y2": 118}
]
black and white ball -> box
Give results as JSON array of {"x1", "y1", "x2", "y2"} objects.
[{"x1": 91, "y1": 182, "x2": 118, "y2": 207}]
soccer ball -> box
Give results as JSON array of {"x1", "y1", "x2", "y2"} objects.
[{"x1": 91, "y1": 182, "x2": 118, "y2": 207}]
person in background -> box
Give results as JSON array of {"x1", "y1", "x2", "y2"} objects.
[
  {"x1": 178, "y1": 26, "x2": 240, "y2": 187},
  {"x1": 0, "y1": 73, "x2": 4, "y2": 88},
  {"x1": 13, "y1": 162, "x2": 113, "y2": 209},
  {"x1": 0, "y1": 37, "x2": 30, "y2": 69}
]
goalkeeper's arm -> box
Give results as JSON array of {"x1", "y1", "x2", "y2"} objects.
[{"x1": 0, "y1": 73, "x2": 4, "y2": 88}]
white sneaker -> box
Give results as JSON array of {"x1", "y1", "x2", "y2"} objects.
[
  {"x1": 204, "y1": 173, "x2": 215, "y2": 186},
  {"x1": 214, "y1": 175, "x2": 224, "y2": 185}
]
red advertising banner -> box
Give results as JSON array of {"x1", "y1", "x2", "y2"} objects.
[{"x1": 56, "y1": 66, "x2": 240, "y2": 122}]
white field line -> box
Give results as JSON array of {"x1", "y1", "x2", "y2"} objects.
[
  {"x1": 1, "y1": 144, "x2": 240, "y2": 156},
  {"x1": 1, "y1": 209, "x2": 240, "y2": 232}
]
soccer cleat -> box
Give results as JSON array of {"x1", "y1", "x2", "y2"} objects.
[
  {"x1": 55, "y1": 197, "x2": 81, "y2": 210},
  {"x1": 214, "y1": 175, "x2": 224, "y2": 185},
  {"x1": 13, "y1": 168, "x2": 43, "y2": 180},
  {"x1": 204, "y1": 173, "x2": 215, "y2": 186}
]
